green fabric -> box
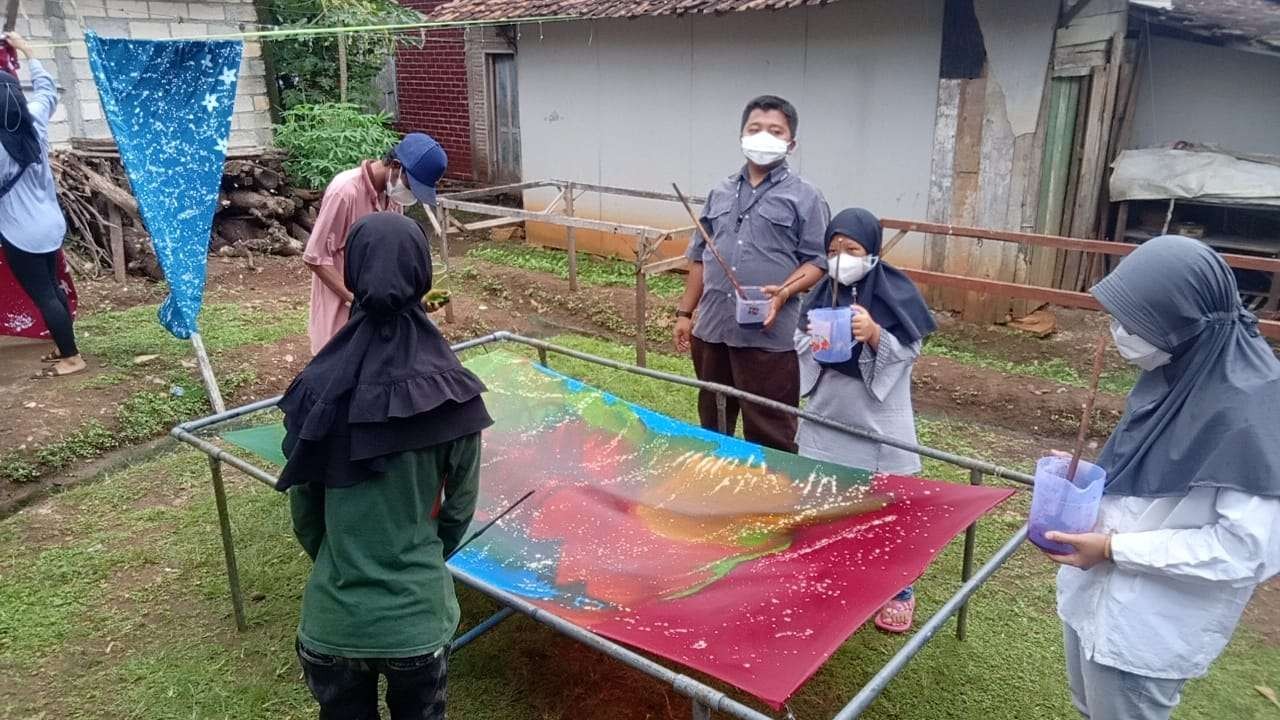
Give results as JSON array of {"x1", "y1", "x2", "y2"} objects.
[
  {"x1": 287, "y1": 433, "x2": 482, "y2": 658},
  {"x1": 222, "y1": 424, "x2": 287, "y2": 466}
]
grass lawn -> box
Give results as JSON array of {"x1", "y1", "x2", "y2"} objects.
[
  {"x1": 0, "y1": 302, "x2": 301, "y2": 483},
  {"x1": 1, "y1": 336, "x2": 1276, "y2": 719}
]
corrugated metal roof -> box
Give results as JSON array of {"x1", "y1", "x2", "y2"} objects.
[
  {"x1": 1131, "y1": 0, "x2": 1280, "y2": 52},
  {"x1": 430, "y1": 0, "x2": 842, "y2": 22}
]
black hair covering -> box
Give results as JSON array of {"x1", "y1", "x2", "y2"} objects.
[
  {"x1": 0, "y1": 71, "x2": 41, "y2": 170},
  {"x1": 277, "y1": 212, "x2": 491, "y2": 490},
  {"x1": 800, "y1": 208, "x2": 937, "y2": 379}
]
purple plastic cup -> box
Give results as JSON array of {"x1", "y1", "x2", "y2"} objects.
[
  {"x1": 807, "y1": 307, "x2": 854, "y2": 363},
  {"x1": 1028, "y1": 455, "x2": 1106, "y2": 555},
  {"x1": 735, "y1": 287, "x2": 770, "y2": 328}
]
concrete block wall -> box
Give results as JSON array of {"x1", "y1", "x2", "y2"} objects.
[
  {"x1": 394, "y1": 0, "x2": 474, "y2": 181},
  {"x1": 16, "y1": 0, "x2": 273, "y2": 149}
]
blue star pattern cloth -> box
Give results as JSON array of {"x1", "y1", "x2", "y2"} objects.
[{"x1": 86, "y1": 32, "x2": 243, "y2": 339}]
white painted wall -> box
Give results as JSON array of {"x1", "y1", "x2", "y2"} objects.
[
  {"x1": 1130, "y1": 36, "x2": 1280, "y2": 156},
  {"x1": 515, "y1": 0, "x2": 945, "y2": 264}
]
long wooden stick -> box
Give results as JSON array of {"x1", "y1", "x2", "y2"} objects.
[
  {"x1": 446, "y1": 490, "x2": 535, "y2": 561},
  {"x1": 1068, "y1": 336, "x2": 1108, "y2": 481},
  {"x1": 671, "y1": 183, "x2": 747, "y2": 299}
]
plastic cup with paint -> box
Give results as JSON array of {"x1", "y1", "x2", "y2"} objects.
[
  {"x1": 735, "y1": 287, "x2": 771, "y2": 328},
  {"x1": 1028, "y1": 455, "x2": 1106, "y2": 555},
  {"x1": 807, "y1": 307, "x2": 854, "y2": 362}
]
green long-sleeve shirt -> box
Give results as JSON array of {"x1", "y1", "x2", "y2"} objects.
[{"x1": 289, "y1": 433, "x2": 482, "y2": 658}]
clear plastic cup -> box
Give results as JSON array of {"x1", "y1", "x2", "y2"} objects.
[
  {"x1": 735, "y1": 287, "x2": 770, "y2": 328},
  {"x1": 807, "y1": 307, "x2": 854, "y2": 363},
  {"x1": 1028, "y1": 456, "x2": 1106, "y2": 555}
]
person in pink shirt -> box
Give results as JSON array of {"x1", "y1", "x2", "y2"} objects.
[{"x1": 304, "y1": 133, "x2": 447, "y2": 355}]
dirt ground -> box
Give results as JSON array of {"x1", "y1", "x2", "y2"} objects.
[{"x1": 0, "y1": 241, "x2": 1126, "y2": 511}]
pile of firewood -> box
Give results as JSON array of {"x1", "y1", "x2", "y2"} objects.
[{"x1": 52, "y1": 137, "x2": 322, "y2": 281}]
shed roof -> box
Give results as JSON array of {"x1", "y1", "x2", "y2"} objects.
[
  {"x1": 429, "y1": 0, "x2": 842, "y2": 22},
  {"x1": 1130, "y1": 0, "x2": 1280, "y2": 53}
]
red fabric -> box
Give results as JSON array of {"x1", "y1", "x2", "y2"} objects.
[
  {"x1": 523, "y1": 474, "x2": 1013, "y2": 708},
  {"x1": 0, "y1": 245, "x2": 78, "y2": 340}
]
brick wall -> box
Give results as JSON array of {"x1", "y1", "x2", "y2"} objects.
[
  {"x1": 19, "y1": 0, "x2": 273, "y2": 149},
  {"x1": 394, "y1": 0, "x2": 474, "y2": 181}
]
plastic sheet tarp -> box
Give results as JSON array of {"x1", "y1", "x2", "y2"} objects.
[
  {"x1": 223, "y1": 352, "x2": 1015, "y2": 708},
  {"x1": 86, "y1": 32, "x2": 242, "y2": 339},
  {"x1": 1110, "y1": 148, "x2": 1280, "y2": 206}
]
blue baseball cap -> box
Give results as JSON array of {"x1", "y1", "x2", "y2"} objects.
[{"x1": 392, "y1": 133, "x2": 448, "y2": 207}]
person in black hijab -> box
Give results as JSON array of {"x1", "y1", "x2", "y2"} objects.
[
  {"x1": 281, "y1": 212, "x2": 490, "y2": 720},
  {"x1": 794, "y1": 208, "x2": 937, "y2": 633}
]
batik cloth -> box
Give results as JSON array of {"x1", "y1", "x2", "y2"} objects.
[
  {"x1": 85, "y1": 32, "x2": 242, "y2": 339},
  {"x1": 226, "y1": 352, "x2": 1015, "y2": 708}
]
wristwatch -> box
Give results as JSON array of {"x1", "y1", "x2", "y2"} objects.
[{"x1": 676, "y1": 309, "x2": 694, "y2": 319}]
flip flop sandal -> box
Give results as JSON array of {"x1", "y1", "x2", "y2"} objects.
[
  {"x1": 874, "y1": 596, "x2": 916, "y2": 634},
  {"x1": 40, "y1": 352, "x2": 64, "y2": 363},
  {"x1": 32, "y1": 363, "x2": 86, "y2": 379}
]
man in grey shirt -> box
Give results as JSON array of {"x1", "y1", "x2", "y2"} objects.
[{"x1": 674, "y1": 96, "x2": 830, "y2": 452}]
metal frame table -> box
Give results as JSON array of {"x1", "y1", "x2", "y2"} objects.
[{"x1": 171, "y1": 332, "x2": 1034, "y2": 719}]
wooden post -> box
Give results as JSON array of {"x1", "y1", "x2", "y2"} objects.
[
  {"x1": 190, "y1": 332, "x2": 225, "y2": 414},
  {"x1": 191, "y1": 331, "x2": 243, "y2": 631},
  {"x1": 108, "y1": 205, "x2": 126, "y2": 283},
  {"x1": 338, "y1": 34, "x2": 349, "y2": 103},
  {"x1": 635, "y1": 263, "x2": 648, "y2": 368},
  {"x1": 1161, "y1": 199, "x2": 1175, "y2": 235},
  {"x1": 436, "y1": 203, "x2": 451, "y2": 272},
  {"x1": 564, "y1": 181, "x2": 578, "y2": 292}
]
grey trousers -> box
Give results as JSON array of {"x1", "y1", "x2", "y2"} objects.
[{"x1": 1064, "y1": 624, "x2": 1188, "y2": 720}]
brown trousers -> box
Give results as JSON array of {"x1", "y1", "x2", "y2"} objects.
[{"x1": 690, "y1": 337, "x2": 800, "y2": 453}]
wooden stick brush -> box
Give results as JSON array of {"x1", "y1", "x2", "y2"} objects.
[
  {"x1": 1068, "y1": 336, "x2": 1108, "y2": 481},
  {"x1": 671, "y1": 183, "x2": 747, "y2": 299},
  {"x1": 445, "y1": 490, "x2": 535, "y2": 561}
]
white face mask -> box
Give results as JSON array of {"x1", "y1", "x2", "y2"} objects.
[
  {"x1": 1110, "y1": 319, "x2": 1171, "y2": 371},
  {"x1": 741, "y1": 131, "x2": 790, "y2": 167},
  {"x1": 828, "y1": 253, "x2": 878, "y2": 286},
  {"x1": 387, "y1": 170, "x2": 418, "y2": 207}
]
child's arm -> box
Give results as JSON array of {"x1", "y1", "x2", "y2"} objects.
[
  {"x1": 289, "y1": 485, "x2": 326, "y2": 561},
  {"x1": 439, "y1": 433, "x2": 482, "y2": 558},
  {"x1": 856, "y1": 330, "x2": 922, "y2": 402},
  {"x1": 1109, "y1": 490, "x2": 1280, "y2": 587}
]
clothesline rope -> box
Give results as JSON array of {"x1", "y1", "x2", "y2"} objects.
[{"x1": 27, "y1": 15, "x2": 577, "y2": 50}]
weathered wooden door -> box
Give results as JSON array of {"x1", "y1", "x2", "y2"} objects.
[{"x1": 487, "y1": 53, "x2": 521, "y2": 184}]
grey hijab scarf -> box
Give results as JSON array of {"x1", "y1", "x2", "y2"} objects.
[{"x1": 1092, "y1": 234, "x2": 1280, "y2": 498}]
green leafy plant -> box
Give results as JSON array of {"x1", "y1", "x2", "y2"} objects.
[
  {"x1": 275, "y1": 103, "x2": 400, "y2": 189},
  {"x1": 266, "y1": 0, "x2": 424, "y2": 109},
  {"x1": 0, "y1": 453, "x2": 39, "y2": 483},
  {"x1": 468, "y1": 245, "x2": 687, "y2": 298}
]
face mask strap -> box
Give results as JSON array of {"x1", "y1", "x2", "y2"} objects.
[{"x1": 3, "y1": 84, "x2": 20, "y2": 133}]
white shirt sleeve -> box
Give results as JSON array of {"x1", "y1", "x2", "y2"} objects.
[
  {"x1": 24, "y1": 58, "x2": 58, "y2": 127},
  {"x1": 857, "y1": 333, "x2": 921, "y2": 403},
  {"x1": 1110, "y1": 490, "x2": 1280, "y2": 587},
  {"x1": 794, "y1": 329, "x2": 821, "y2": 398}
]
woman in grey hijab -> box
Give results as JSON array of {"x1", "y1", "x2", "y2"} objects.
[{"x1": 1044, "y1": 235, "x2": 1280, "y2": 720}]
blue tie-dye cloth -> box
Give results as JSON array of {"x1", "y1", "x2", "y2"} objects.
[{"x1": 86, "y1": 32, "x2": 242, "y2": 339}]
